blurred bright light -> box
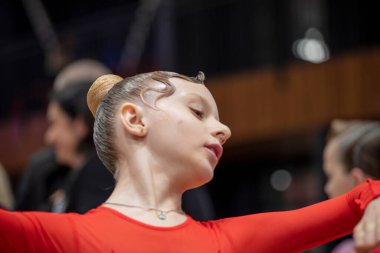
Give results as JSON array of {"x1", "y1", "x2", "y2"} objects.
[
  {"x1": 270, "y1": 169, "x2": 292, "y2": 192},
  {"x1": 292, "y1": 27, "x2": 330, "y2": 64}
]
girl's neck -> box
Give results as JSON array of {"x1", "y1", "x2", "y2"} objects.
[
  {"x1": 104, "y1": 158, "x2": 187, "y2": 225},
  {"x1": 107, "y1": 172, "x2": 183, "y2": 207},
  {"x1": 105, "y1": 179, "x2": 186, "y2": 226}
]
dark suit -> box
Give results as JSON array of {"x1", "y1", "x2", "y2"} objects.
[{"x1": 16, "y1": 148, "x2": 114, "y2": 213}]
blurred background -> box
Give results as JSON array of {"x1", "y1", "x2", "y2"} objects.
[{"x1": 1, "y1": 0, "x2": 380, "y2": 251}]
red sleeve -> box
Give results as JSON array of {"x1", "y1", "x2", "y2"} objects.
[
  {"x1": 0, "y1": 209, "x2": 79, "y2": 253},
  {"x1": 215, "y1": 179, "x2": 380, "y2": 253}
]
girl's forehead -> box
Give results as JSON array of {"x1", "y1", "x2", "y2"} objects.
[{"x1": 170, "y1": 77, "x2": 215, "y2": 101}]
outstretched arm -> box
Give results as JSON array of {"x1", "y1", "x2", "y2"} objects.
[
  {"x1": 0, "y1": 209, "x2": 78, "y2": 253},
  {"x1": 216, "y1": 179, "x2": 380, "y2": 253}
]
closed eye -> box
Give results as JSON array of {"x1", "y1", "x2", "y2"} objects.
[{"x1": 190, "y1": 108, "x2": 204, "y2": 119}]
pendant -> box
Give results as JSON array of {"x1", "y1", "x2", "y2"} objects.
[{"x1": 158, "y1": 211, "x2": 166, "y2": 220}]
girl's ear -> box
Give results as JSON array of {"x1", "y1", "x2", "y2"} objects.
[
  {"x1": 119, "y1": 103, "x2": 147, "y2": 137},
  {"x1": 350, "y1": 167, "x2": 369, "y2": 185}
]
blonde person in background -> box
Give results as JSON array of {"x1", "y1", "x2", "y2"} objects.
[
  {"x1": 2, "y1": 71, "x2": 380, "y2": 253},
  {"x1": 323, "y1": 119, "x2": 380, "y2": 253}
]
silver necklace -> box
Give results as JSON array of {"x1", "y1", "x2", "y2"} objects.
[{"x1": 104, "y1": 202, "x2": 185, "y2": 220}]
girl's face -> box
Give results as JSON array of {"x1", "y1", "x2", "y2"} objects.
[
  {"x1": 143, "y1": 77, "x2": 231, "y2": 188},
  {"x1": 45, "y1": 102, "x2": 85, "y2": 168},
  {"x1": 323, "y1": 141, "x2": 356, "y2": 198}
]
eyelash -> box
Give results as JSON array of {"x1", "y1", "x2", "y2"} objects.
[{"x1": 191, "y1": 108, "x2": 204, "y2": 119}]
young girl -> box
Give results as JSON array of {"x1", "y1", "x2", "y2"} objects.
[{"x1": 1, "y1": 71, "x2": 380, "y2": 253}]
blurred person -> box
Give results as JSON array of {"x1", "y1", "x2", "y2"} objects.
[
  {"x1": 19, "y1": 80, "x2": 115, "y2": 213},
  {"x1": 16, "y1": 59, "x2": 114, "y2": 213},
  {"x1": 15, "y1": 147, "x2": 70, "y2": 211},
  {"x1": 0, "y1": 162, "x2": 14, "y2": 210},
  {"x1": 324, "y1": 120, "x2": 379, "y2": 198},
  {"x1": 44, "y1": 81, "x2": 115, "y2": 212},
  {"x1": 2, "y1": 71, "x2": 380, "y2": 252},
  {"x1": 323, "y1": 121, "x2": 380, "y2": 253}
]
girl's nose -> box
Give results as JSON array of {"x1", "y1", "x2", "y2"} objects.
[{"x1": 214, "y1": 122, "x2": 231, "y2": 145}]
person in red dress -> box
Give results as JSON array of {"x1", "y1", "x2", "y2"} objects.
[{"x1": 1, "y1": 71, "x2": 380, "y2": 253}]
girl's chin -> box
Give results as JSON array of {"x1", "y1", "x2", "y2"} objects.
[{"x1": 194, "y1": 169, "x2": 214, "y2": 186}]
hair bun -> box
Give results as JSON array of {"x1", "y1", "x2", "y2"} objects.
[{"x1": 87, "y1": 74, "x2": 123, "y2": 117}]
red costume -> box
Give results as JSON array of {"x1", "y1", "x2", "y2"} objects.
[{"x1": 1, "y1": 180, "x2": 380, "y2": 253}]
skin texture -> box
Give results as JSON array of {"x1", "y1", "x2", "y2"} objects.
[
  {"x1": 104, "y1": 77, "x2": 230, "y2": 227},
  {"x1": 142, "y1": 78, "x2": 229, "y2": 187}
]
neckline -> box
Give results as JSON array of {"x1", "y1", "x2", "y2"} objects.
[{"x1": 98, "y1": 206, "x2": 192, "y2": 231}]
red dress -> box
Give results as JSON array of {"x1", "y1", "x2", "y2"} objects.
[{"x1": 1, "y1": 180, "x2": 380, "y2": 253}]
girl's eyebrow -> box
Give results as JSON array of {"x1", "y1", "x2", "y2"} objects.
[
  {"x1": 187, "y1": 93, "x2": 207, "y2": 103},
  {"x1": 186, "y1": 93, "x2": 219, "y2": 121}
]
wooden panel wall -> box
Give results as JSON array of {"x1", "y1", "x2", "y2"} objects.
[{"x1": 208, "y1": 48, "x2": 380, "y2": 146}]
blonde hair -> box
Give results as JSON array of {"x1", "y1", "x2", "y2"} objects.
[{"x1": 87, "y1": 71, "x2": 205, "y2": 174}]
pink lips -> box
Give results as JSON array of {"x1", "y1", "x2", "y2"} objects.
[{"x1": 205, "y1": 144, "x2": 223, "y2": 161}]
